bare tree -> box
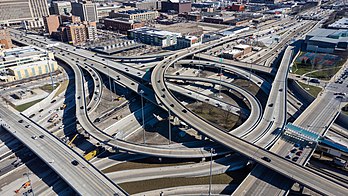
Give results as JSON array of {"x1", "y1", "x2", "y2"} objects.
[{"x1": 223, "y1": 105, "x2": 234, "y2": 125}]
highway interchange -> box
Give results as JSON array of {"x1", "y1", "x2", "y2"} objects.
[{"x1": 1, "y1": 8, "x2": 347, "y2": 195}]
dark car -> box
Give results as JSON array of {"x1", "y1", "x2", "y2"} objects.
[
  {"x1": 71, "y1": 160, "x2": 79, "y2": 166},
  {"x1": 18, "y1": 119, "x2": 24, "y2": 123},
  {"x1": 290, "y1": 148, "x2": 297, "y2": 153},
  {"x1": 292, "y1": 156, "x2": 299, "y2": 162},
  {"x1": 261, "y1": 157, "x2": 271, "y2": 162}
]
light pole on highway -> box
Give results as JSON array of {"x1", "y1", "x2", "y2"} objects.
[
  {"x1": 249, "y1": 58, "x2": 253, "y2": 86},
  {"x1": 209, "y1": 148, "x2": 215, "y2": 196},
  {"x1": 45, "y1": 46, "x2": 55, "y2": 91},
  {"x1": 107, "y1": 60, "x2": 113, "y2": 101},
  {"x1": 140, "y1": 90, "x2": 145, "y2": 144},
  {"x1": 23, "y1": 172, "x2": 34, "y2": 196},
  {"x1": 168, "y1": 109, "x2": 171, "y2": 145},
  {"x1": 218, "y1": 66, "x2": 223, "y2": 99}
]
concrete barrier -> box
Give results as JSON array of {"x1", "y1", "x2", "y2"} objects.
[{"x1": 288, "y1": 79, "x2": 315, "y2": 105}]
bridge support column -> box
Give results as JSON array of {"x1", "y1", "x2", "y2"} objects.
[
  {"x1": 201, "y1": 157, "x2": 206, "y2": 162},
  {"x1": 299, "y1": 184, "x2": 304, "y2": 193}
]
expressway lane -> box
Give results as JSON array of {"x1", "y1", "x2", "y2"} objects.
[{"x1": 0, "y1": 106, "x2": 127, "y2": 196}]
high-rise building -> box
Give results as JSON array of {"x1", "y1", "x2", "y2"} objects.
[
  {"x1": 71, "y1": 1, "x2": 98, "y2": 22},
  {"x1": 0, "y1": 27, "x2": 13, "y2": 50},
  {"x1": 51, "y1": 1, "x2": 72, "y2": 15},
  {"x1": 0, "y1": 0, "x2": 49, "y2": 28}
]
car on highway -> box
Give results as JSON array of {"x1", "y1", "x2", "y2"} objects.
[
  {"x1": 261, "y1": 157, "x2": 271, "y2": 162},
  {"x1": 18, "y1": 119, "x2": 23, "y2": 123},
  {"x1": 292, "y1": 156, "x2": 299, "y2": 162},
  {"x1": 39, "y1": 135, "x2": 44, "y2": 139},
  {"x1": 29, "y1": 114, "x2": 35, "y2": 118},
  {"x1": 25, "y1": 125, "x2": 31, "y2": 128},
  {"x1": 31, "y1": 136, "x2": 37, "y2": 140},
  {"x1": 71, "y1": 160, "x2": 79, "y2": 166},
  {"x1": 38, "y1": 109, "x2": 43, "y2": 112}
]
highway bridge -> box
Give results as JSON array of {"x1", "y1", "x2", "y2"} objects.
[
  {"x1": 150, "y1": 38, "x2": 348, "y2": 195},
  {"x1": 7, "y1": 27, "x2": 348, "y2": 195},
  {"x1": 0, "y1": 106, "x2": 127, "y2": 196}
]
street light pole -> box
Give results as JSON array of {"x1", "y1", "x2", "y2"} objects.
[
  {"x1": 168, "y1": 109, "x2": 171, "y2": 145},
  {"x1": 23, "y1": 172, "x2": 34, "y2": 196},
  {"x1": 219, "y1": 66, "x2": 223, "y2": 98},
  {"x1": 140, "y1": 90, "x2": 145, "y2": 144},
  {"x1": 107, "y1": 60, "x2": 113, "y2": 101},
  {"x1": 209, "y1": 148, "x2": 215, "y2": 196},
  {"x1": 249, "y1": 58, "x2": 253, "y2": 86},
  {"x1": 46, "y1": 47, "x2": 55, "y2": 91}
]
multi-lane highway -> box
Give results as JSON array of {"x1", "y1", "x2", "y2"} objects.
[{"x1": 0, "y1": 106, "x2": 127, "y2": 195}]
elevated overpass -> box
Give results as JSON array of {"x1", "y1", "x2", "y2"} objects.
[
  {"x1": 0, "y1": 106, "x2": 127, "y2": 196},
  {"x1": 151, "y1": 39, "x2": 348, "y2": 195}
]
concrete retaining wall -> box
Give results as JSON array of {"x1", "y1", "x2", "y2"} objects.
[{"x1": 288, "y1": 79, "x2": 315, "y2": 105}]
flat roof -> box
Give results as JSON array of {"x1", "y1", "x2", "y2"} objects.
[
  {"x1": 130, "y1": 27, "x2": 181, "y2": 37},
  {"x1": 234, "y1": 44, "x2": 251, "y2": 49},
  {"x1": 1, "y1": 46, "x2": 45, "y2": 62}
]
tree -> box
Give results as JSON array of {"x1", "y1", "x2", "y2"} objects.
[{"x1": 222, "y1": 105, "x2": 234, "y2": 125}]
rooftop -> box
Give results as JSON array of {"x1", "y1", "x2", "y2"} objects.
[
  {"x1": 307, "y1": 28, "x2": 348, "y2": 44},
  {"x1": 130, "y1": 27, "x2": 181, "y2": 37},
  {"x1": 0, "y1": 46, "x2": 45, "y2": 61}
]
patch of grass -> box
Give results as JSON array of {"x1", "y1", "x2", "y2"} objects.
[
  {"x1": 119, "y1": 169, "x2": 249, "y2": 195},
  {"x1": 40, "y1": 83, "x2": 59, "y2": 92},
  {"x1": 54, "y1": 80, "x2": 69, "y2": 97},
  {"x1": 14, "y1": 99, "x2": 44, "y2": 112},
  {"x1": 298, "y1": 82, "x2": 322, "y2": 98},
  {"x1": 307, "y1": 67, "x2": 342, "y2": 80},
  {"x1": 187, "y1": 102, "x2": 242, "y2": 131}
]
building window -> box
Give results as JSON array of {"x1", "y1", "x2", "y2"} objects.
[
  {"x1": 45, "y1": 65, "x2": 49, "y2": 73},
  {"x1": 38, "y1": 66, "x2": 43, "y2": 74},
  {"x1": 24, "y1": 69, "x2": 29, "y2": 78},
  {"x1": 31, "y1": 67, "x2": 36, "y2": 75},
  {"x1": 17, "y1": 71, "x2": 22, "y2": 79}
]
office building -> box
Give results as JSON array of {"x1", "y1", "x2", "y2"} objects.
[
  {"x1": 0, "y1": 0, "x2": 49, "y2": 28},
  {"x1": 305, "y1": 28, "x2": 348, "y2": 54},
  {"x1": 128, "y1": 27, "x2": 181, "y2": 48},
  {"x1": 64, "y1": 21, "x2": 97, "y2": 45},
  {"x1": 176, "y1": 35, "x2": 201, "y2": 49},
  {"x1": 104, "y1": 18, "x2": 144, "y2": 34},
  {"x1": 43, "y1": 15, "x2": 61, "y2": 35},
  {"x1": 109, "y1": 10, "x2": 159, "y2": 22},
  {"x1": 51, "y1": 1, "x2": 72, "y2": 15},
  {"x1": 71, "y1": 1, "x2": 98, "y2": 22},
  {"x1": 124, "y1": 0, "x2": 162, "y2": 11},
  {"x1": 161, "y1": 0, "x2": 192, "y2": 14},
  {"x1": 0, "y1": 27, "x2": 13, "y2": 50},
  {"x1": 0, "y1": 46, "x2": 58, "y2": 82}
]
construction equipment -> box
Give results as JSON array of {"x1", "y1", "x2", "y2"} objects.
[
  {"x1": 68, "y1": 134, "x2": 78, "y2": 147},
  {"x1": 14, "y1": 181, "x2": 30, "y2": 193}
]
